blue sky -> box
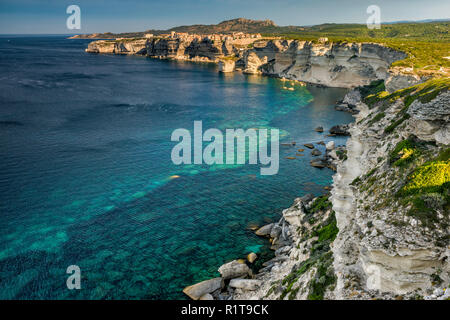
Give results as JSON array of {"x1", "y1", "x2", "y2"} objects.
[{"x1": 0, "y1": 0, "x2": 449, "y2": 34}]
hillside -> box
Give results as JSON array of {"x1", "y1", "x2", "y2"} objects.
[
  {"x1": 70, "y1": 18, "x2": 449, "y2": 42},
  {"x1": 170, "y1": 18, "x2": 276, "y2": 34}
]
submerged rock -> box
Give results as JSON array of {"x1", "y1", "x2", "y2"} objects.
[
  {"x1": 304, "y1": 143, "x2": 314, "y2": 149},
  {"x1": 311, "y1": 149, "x2": 322, "y2": 156},
  {"x1": 310, "y1": 159, "x2": 327, "y2": 168}
]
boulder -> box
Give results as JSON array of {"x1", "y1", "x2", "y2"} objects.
[
  {"x1": 311, "y1": 149, "x2": 322, "y2": 156},
  {"x1": 326, "y1": 141, "x2": 335, "y2": 150},
  {"x1": 335, "y1": 103, "x2": 359, "y2": 114},
  {"x1": 255, "y1": 223, "x2": 274, "y2": 236},
  {"x1": 183, "y1": 277, "x2": 223, "y2": 300},
  {"x1": 270, "y1": 224, "x2": 282, "y2": 238},
  {"x1": 218, "y1": 260, "x2": 250, "y2": 279},
  {"x1": 304, "y1": 143, "x2": 314, "y2": 149},
  {"x1": 247, "y1": 252, "x2": 257, "y2": 263},
  {"x1": 199, "y1": 293, "x2": 214, "y2": 300},
  {"x1": 300, "y1": 193, "x2": 315, "y2": 203},
  {"x1": 329, "y1": 125, "x2": 350, "y2": 136},
  {"x1": 282, "y1": 208, "x2": 304, "y2": 227},
  {"x1": 315, "y1": 126, "x2": 324, "y2": 132},
  {"x1": 310, "y1": 159, "x2": 327, "y2": 168},
  {"x1": 229, "y1": 279, "x2": 262, "y2": 291}
]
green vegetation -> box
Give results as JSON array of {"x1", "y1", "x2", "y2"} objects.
[
  {"x1": 385, "y1": 114, "x2": 410, "y2": 134},
  {"x1": 361, "y1": 78, "x2": 450, "y2": 134},
  {"x1": 402, "y1": 161, "x2": 449, "y2": 196},
  {"x1": 366, "y1": 168, "x2": 377, "y2": 178},
  {"x1": 269, "y1": 22, "x2": 450, "y2": 74},
  {"x1": 351, "y1": 176, "x2": 361, "y2": 186},
  {"x1": 315, "y1": 215, "x2": 339, "y2": 243},
  {"x1": 367, "y1": 112, "x2": 386, "y2": 126},
  {"x1": 360, "y1": 80, "x2": 387, "y2": 106},
  {"x1": 395, "y1": 148, "x2": 450, "y2": 227},
  {"x1": 389, "y1": 138, "x2": 422, "y2": 167},
  {"x1": 309, "y1": 195, "x2": 332, "y2": 213},
  {"x1": 335, "y1": 149, "x2": 347, "y2": 161},
  {"x1": 365, "y1": 77, "x2": 450, "y2": 110},
  {"x1": 281, "y1": 209, "x2": 338, "y2": 300}
]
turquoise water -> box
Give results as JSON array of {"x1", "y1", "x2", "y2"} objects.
[{"x1": 0, "y1": 36, "x2": 353, "y2": 299}]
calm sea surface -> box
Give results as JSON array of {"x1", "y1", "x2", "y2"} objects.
[{"x1": 0, "y1": 36, "x2": 353, "y2": 299}]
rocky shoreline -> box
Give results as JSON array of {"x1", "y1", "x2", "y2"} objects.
[
  {"x1": 181, "y1": 77, "x2": 450, "y2": 300},
  {"x1": 181, "y1": 133, "x2": 348, "y2": 300},
  {"x1": 82, "y1": 37, "x2": 448, "y2": 300}
]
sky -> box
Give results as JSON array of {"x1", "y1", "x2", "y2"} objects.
[{"x1": 0, "y1": 0, "x2": 449, "y2": 34}]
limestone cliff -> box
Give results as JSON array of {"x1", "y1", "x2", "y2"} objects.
[
  {"x1": 232, "y1": 78, "x2": 449, "y2": 300},
  {"x1": 86, "y1": 38, "x2": 236, "y2": 62},
  {"x1": 239, "y1": 40, "x2": 407, "y2": 88},
  {"x1": 332, "y1": 78, "x2": 449, "y2": 299},
  {"x1": 85, "y1": 38, "x2": 411, "y2": 88},
  {"x1": 85, "y1": 39, "x2": 147, "y2": 54}
]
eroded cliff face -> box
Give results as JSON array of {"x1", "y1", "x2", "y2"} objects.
[
  {"x1": 332, "y1": 79, "x2": 449, "y2": 299},
  {"x1": 240, "y1": 40, "x2": 407, "y2": 88},
  {"x1": 86, "y1": 38, "x2": 236, "y2": 62},
  {"x1": 231, "y1": 78, "x2": 449, "y2": 301},
  {"x1": 85, "y1": 39, "x2": 147, "y2": 54},
  {"x1": 85, "y1": 38, "x2": 410, "y2": 88}
]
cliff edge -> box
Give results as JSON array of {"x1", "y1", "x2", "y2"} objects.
[
  {"x1": 85, "y1": 38, "x2": 414, "y2": 88},
  {"x1": 232, "y1": 77, "x2": 449, "y2": 300}
]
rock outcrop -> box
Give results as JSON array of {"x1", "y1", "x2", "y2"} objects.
[
  {"x1": 238, "y1": 40, "x2": 407, "y2": 88},
  {"x1": 218, "y1": 59, "x2": 236, "y2": 73},
  {"x1": 85, "y1": 39, "x2": 147, "y2": 54},
  {"x1": 182, "y1": 277, "x2": 223, "y2": 300}
]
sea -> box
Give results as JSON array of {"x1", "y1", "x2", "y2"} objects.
[{"x1": 0, "y1": 35, "x2": 353, "y2": 299}]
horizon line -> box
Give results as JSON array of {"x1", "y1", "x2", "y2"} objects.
[{"x1": 1, "y1": 17, "x2": 448, "y2": 36}]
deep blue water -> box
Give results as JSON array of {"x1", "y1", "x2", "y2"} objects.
[{"x1": 0, "y1": 36, "x2": 353, "y2": 299}]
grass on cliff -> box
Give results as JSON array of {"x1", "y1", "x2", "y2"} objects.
[
  {"x1": 361, "y1": 77, "x2": 450, "y2": 134},
  {"x1": 389, "y1": 138, "x2": 423, "y2": 168},
  {"x1": 395, "y1": 147, "x2": 450, "y2": 227},
  {"x1": 365, "y1": 77, "x2": 450, "y2": 109}
]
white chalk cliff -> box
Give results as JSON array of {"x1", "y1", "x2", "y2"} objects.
[{"x1": 86, "y1": 38, "x2": 413, "y2": 88}]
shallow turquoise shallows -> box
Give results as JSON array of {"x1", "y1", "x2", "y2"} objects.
[{"x1": 0, "y1": 36, "x2": 353, "y2": 299}]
